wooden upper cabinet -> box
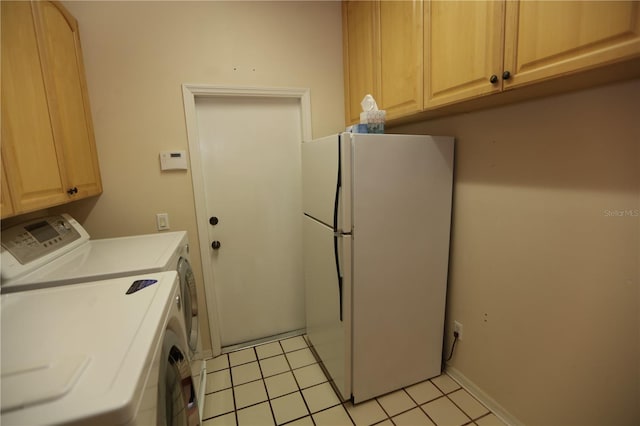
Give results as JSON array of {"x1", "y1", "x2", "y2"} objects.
[
  {"x1": 1, "y1": 1, "x2": 102, "y2": 218},
  {"x1": 423, "y1": 0, "x2": 640, "y2": 108},
  {"x1": 379, "y1": 0, "x2": 423, "y2": 119},
  {"x1": 348, "y1": 1, "x2": 640, "y2": 122},
  {"x1": 343, "y1": 0, "x2": 423, "y2": 125},
  {"x1": 34, "y1": 1, "x2": 102, "y2": 198},
  {"x1": 503, "y1": 1, "x2": 640, "y2": 89},
  {"x1": 343, "y1": 1, "x2": 378, "y2": 125},
  {"x1": 424, "y1": 1, "x2": 504, "y2": 108},
  {"x1": 1, "y1": 157, "x2": 15, "y2": 219},
  {"x1": 1, "y1": 1, "x2": 70, "y2": 213}
]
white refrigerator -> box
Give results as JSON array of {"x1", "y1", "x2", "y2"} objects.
[{"x1": 302, "y1": 132, "x2": 454, "y2": 403}]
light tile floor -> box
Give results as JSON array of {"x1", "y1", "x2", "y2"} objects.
[{"x1": 202, "y1": 335, "x2": 507, "y2": 426}]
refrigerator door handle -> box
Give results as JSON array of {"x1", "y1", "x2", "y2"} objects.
[
  {"x1": 333, "y1": 136, "x2": 342, "y2": 233},
  {"x1": 333, "y1": 135, "x2": 343, "y2": 322},
  {"x1": 334, "y1": 234, "x2": 343, "y2": 322}
]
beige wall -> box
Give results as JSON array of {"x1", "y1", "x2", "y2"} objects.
[
  {"x1": 394, "y1": 79, "x2": 640, "y2": 425},
  {"x1": 55, "y1": 1, "x2": 345, "y2": 355}
]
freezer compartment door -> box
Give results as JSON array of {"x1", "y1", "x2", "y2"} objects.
[
  {"x1": 301, "y1": 134, "x2": 351, "y2": 232},
  {"x1": 303, "y1": 215, "x2": 351, "y2": 400}
]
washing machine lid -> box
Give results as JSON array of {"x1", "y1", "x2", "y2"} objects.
[
  {"x1": 1, "y1": 271, "x2": 179, "y2": 426},
  {"x1": 1, "y1": 231, "x2": 186, "y2": 293}
]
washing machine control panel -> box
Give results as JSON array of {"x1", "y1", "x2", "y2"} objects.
[{"x1": 1, "y1": 215, "x2": 83, "y2": 265}]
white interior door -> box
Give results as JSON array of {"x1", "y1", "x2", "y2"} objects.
[{"x1": 194, "y1": 95, "x2": 305, "y2": 347}]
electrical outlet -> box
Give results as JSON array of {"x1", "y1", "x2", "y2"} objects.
[{"x1": 454, "y1": 320, "x2": 463, "y2": 340}]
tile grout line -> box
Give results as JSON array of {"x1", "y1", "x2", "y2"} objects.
[
  {"x1": 229, "y1": 353, "x2": 239, "y2": 426},
  {"x1": 205, "y1": 337, "x2": 502, "y2": 426},
  {"x1": 403, "y1": 385, "x2": 440, "y2": 426},
  {"x1": 344, "y1": 398, "x2": 389, "y2": 426},
  {"x1": 289, "y1": 336, "x2": 349, "y2": 424},
  {"x1": 432, "y1": 376, "x2": 492, "y2": 423},
  {"x1": 370, "y1": 418, "x2": 392, "y2": 426},
  {"x1": 207, "y1": 360, "x2": 331, "y2": 405},
  {"x1": 475, "y1": 412, "x2": 498, "y2": 424},
  {"x1": 251, "y1": 344, "x2": 278, "y2": 426},
  {"x1": 280, "y1": 337, "x2": 316, "y2": 426},
  {"x1": 372, "y1": 393, "x2": 394, "y2": 422},
  {"x1": 445, "y1": 387, "x2": 493, "y2": 422},
  {"x1": 442, "y1": 393, "x2": 476, "y2": 424},
  {"x1": 296, "y1": 337, "x2": 324, "y2": 426},
  {"x1": 204, "y1": 339, "x2": 316, "y2": 424},
  {"x1": 390, "y1": 388, "x2": 434, "y2": 424},
  {"x1": 201, "y1": 353, "x2": 237, "y2": 423},
  {"x1": 299, "y1": 381, "x2": 345, "y2": 421},
  {"x1": 412, "y1": 379, "x2": 475, "y2": 426},
  {"x1": 370, "y1": 378, "x2": 470, "y2": 425},
  {"x1": 340, "y1": 401, "x2": 358, "y2": 426}
]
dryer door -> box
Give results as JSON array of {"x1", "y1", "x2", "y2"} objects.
[
  {"x1": 158, "y1": 329, "x2": 199, "y2": 426},
  {"x1": 178, "y1": 258, "x2": 199, "y2": 354}
]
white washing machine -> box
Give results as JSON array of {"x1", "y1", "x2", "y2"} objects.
[
  {"x1": 1, "y1": 271, "x2": 199, "y2": 425},
  {"x1": 0, "y1": 214, "x2": 206, "y2": 419}
]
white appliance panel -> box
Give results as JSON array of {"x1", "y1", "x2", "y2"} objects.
[
  {"x1": 1, "y1": 219, "x2": 206, "y2": 421},
  {"x1": 1, "y1": 214, "x2": 205, "y2": 422},
  {"x1": 0, "y1": 214, "x2": 90, "y2": 282},
  {"x1": 0, "y1": 272, "x2": 181, "y2": 425},
  {"x1": 350, "y1": 134, "x2": 454, "y2": 402},
  {"x1": 302, "y1": 132, "x2": 454, "y2": 403},
  {"x1": 1, "y1": 232, "x2": 186, "y2": 292},
  {"x1": 303, "y1": 216, "x2": 351, "y2": 400},
  {"x1": 302, "y1": 134, "x2": 351, "y2": 232}
]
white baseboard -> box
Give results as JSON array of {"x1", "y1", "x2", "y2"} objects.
[{"x1": 445, "y1": 365, "x2": 524, "y2": 426}]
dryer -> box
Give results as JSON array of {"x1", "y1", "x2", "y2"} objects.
[
  {"x1": 0, "y1": 271, "x2": 199, "y2": 425},
  {"x1": 1, "y1": 214, "x2": 206, "y2": 417}
]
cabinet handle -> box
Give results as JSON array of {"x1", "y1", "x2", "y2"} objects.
[
  {"x1": 502, "y1": 70, "x2": 511, "y2": 80},
  {"x1": 67, "y1": 187, "x2": 78, "y2": 195},
  {"x1": 489, "y1": 74, "x2": 498, "y2": 84}
]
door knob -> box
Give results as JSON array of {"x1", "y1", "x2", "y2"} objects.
[
  {"x1": 502, "y1": 70, "x2": 511, "y2": 80},
  {"x1": 209, "y1": 216, "x2": 219, "y2": 225},
  {"x1": 211, "y1": 241, "x2": 221, "y2": 250},
  {"x1": 489, "y1": 74, "x2": 498, "y2": 84}
]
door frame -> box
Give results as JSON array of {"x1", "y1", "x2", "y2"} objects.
[{"x1": 182, "y1": 84, "x2": 312, "y2": 356}]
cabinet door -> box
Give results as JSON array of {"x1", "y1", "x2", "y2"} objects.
[
  {"x1": 503, "y1": 1, "x2": 640, "y2": 89},
  {"x1": 343, "y1": 1, "x2": 379, "y2": 125},
  {"x1": 424, "y1": 0, "x2": 504, "y2": 108},
  {"x1": 1, "y1": 156, "x2": 15, "y2": 219},
  {"x1": 379, "y1": 0, "x2": 423, "y2": 119},
  {"x1": 1, "y1": 1, "x2": 69, "y2": 214},
  {"x1": 34, "y1": 1, "x2": 102, "y2": 198}
]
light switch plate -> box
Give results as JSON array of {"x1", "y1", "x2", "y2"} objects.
[{"x1": 156, "y1": 213, "x2": 170, "y2": 231}]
